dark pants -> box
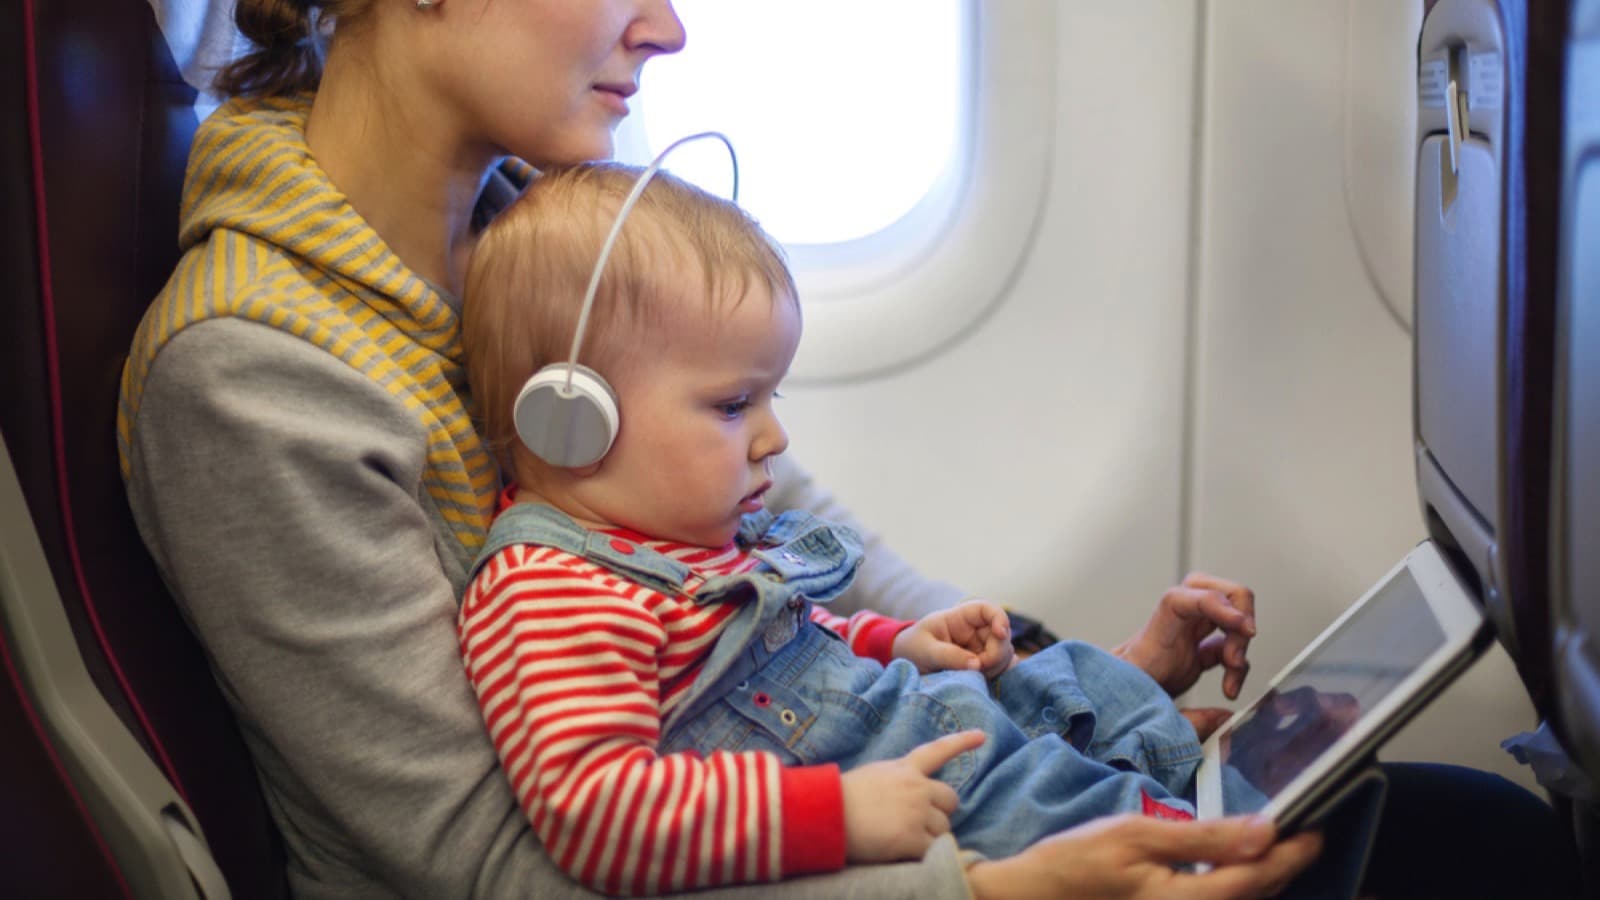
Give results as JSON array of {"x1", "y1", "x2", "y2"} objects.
[{"x1": 1363, "y1": 762, "x2": 1583, "y2": 900}]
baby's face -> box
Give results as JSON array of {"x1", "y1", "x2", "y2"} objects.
[{"x1": 576, "y1": 281, "x2": 801, "y2": 547}]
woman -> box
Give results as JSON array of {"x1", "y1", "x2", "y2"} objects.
[{"x1": 117, "y1": 0, "x2": 1547, "y2": 897}]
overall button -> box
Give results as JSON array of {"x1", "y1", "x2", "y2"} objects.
[
  {"x1": 779, "y1": 709, "x2": 798, "y2": 726},
  {"x1": 753, "y1": 692, "x2": 772, "y2": 708},
  {"x1": 609, "y1": 538, "x2": 635, "y2": 555},
  {"x1": 735, "y1": 681, "x2": 750, "y2": 691},
  {"x1": 1041, "y1": 707, "x2": 1059, "y2": 725},
  {"x1": 781, "y1": 550, "x2": 803, "y2": 564}
]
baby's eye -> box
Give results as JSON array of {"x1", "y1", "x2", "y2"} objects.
[{"x1": 715, "y1": 398, "x2": 751, "y2": 419}]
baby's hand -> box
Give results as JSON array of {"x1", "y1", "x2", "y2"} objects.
[
  {"x1": 893, "y1": 601, "x2": 1015, "y2": 678},
  {"x1": 841, "y1": 730, "x2": 985, "y2": 863}
]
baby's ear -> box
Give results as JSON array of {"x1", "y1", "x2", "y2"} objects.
[
  {"x1": 565, "y1": 460, "x2": 605, "y2": 478},
  {"x1": 507, "y1": 446, "x2": 591, "y2": 490}
]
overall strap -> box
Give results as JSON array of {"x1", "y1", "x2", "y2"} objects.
[{"x1": 468, "y1": 503, "x2": 694, "y2": 596}]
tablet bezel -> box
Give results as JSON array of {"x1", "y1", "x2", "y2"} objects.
[{"x1": 1194, "y1": 540, "x2": 1488, "y2": 829}]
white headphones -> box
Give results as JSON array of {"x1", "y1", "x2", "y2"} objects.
[{"x1": 513, "y1": 132, "x2": 740, "y2": 468}]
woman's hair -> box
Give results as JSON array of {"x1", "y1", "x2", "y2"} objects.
[
  {"x1": 463, "y1": 163, "x2": 798, "y2": 472},
  {"x1": 215, "y1": 0, "x2": 369, "y2": 97}
]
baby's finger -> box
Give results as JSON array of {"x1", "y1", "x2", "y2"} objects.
[
  {"x1": 982, "y1": 604, "x2": 1010, "y2": 641},
  {"x1": 905, "y1": 729, "x2": 987, "y2": 776},
  {"x1": 922, "y1": 640, "x2": 981, "y2": 674},
  {"x1": 980, "y1": 629, "x2": 1011, "y2": 660},
  {"x1": 957, "y1": 600, "x2": 1008, "y2": 633},
  {"x1": 930, "y1": 780, "x2": 960, "y2": 816},
  {"x1": 925, "y1": 808, "x2": 952, "y2": 838}
]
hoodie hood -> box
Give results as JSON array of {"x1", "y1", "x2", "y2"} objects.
[
  {"x1": 179, "y1": 93, "x2": 463, "y2": 347},
  {"x1": 120, "y1": 93, "x2": 498, "y2": 551}
]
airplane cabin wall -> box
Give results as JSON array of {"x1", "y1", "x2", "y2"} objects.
[
  {"x1": 1187, "y1": 0, "x2": 1537, "y2": 792},
  {"x1": 782, "y1": 0, "x2": 1541, "y2": 793},
  {"x1": 780, "y1": 2, "x2": 1198, "y2": 666}
]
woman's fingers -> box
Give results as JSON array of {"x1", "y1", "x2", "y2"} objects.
[
  {"x1": 1197, "y1": 632, "x2": 1250, "y2": 698},
  {"x1": 1180, "y1": 707, "x2": 1234, "y2": 742},
  {"x1": 1184, "y1": 832, "x2": 1324, "y2": 900},
  {"x1": 1184, "y1": 572, "x2": 1257, "y2": 626},
  {"x1": 1129, "y1": 814, "x2": 1277, "y2": 865},
  {"x1": 1171, "y1": 575, "x2": 1255, "y2": 698}
]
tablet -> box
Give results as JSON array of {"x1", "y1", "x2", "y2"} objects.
[{"x1": 1194, "y1": 540, "x2": 1492, "y2": 830}]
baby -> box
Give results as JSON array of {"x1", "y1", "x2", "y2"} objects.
[{"x1": 459, "y1": 163, "x2": 1217, "y2": 897}]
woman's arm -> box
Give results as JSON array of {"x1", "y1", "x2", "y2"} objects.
[
  {"x1": 128, "y1": 320, "x2": 974, "y2": 900},
  {"x1": 769, "y1": 455, "x2": 966, "y2": 621},
  {"x1": 964, "y1": 815, "x2": 1322, "y2": 900}
]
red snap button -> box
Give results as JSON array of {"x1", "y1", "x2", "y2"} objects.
[
  {"x1": 609, "y1": 538, "x2": 635, "y2": 555},
  {"x1": 753, "y1": 692, "x2": 772, "y2": 708}
]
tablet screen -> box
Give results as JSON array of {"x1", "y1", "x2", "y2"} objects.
[{"x1": 1218, "y1": 566, "x2": 1447, "y2": 814}]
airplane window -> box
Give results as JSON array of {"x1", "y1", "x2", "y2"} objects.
[
  {"x1": 614, "y1": 0, "x2": 966, "y2": 247},
  {"x1": 616, "y1": 1, "x2": 1052, "y2": 383}
]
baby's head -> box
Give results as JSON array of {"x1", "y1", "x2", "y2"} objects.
[{"x1": 464, "y1": 163, "x2": 801, "y2": 546}]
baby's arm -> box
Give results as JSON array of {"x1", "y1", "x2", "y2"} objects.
[
  {"x1": 808, "y1": 606, "x2": 914, "y2": 663},
  {"x1": 459, "y1": 548, "x2": 843, "y2": 895},
  {"x1": 893, "y1": 602, "x2": 1015, "y2": 679},
  {"x1": 808, "y1": 596, "x2": 1013, "y2": 678},
  {"x1": 838, "y1": 730, "x2": 985, "y2": 863}
]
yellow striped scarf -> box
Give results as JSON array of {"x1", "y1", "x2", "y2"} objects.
[{"x1": 118, "y1": 94, "x2": 501, "y2": 553}]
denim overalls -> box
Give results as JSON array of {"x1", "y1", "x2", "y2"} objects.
[{"x1": 471, "y1": 503, "x2": 1204, "y2": 859}]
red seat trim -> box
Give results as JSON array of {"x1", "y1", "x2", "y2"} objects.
[
  {"x1": 23, "y1": 0, "x2": 190, "y2": 808},
  {"x1": 0, "y1": 619, "x2": 132, "y2": 899}
]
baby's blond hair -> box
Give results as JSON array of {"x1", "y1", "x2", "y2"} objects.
[{"x1": 464, "y1": 163, "x2": 797, "y2": 472}]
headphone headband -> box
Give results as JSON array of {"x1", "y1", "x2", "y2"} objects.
[{"x1": 515, "y1": 132, "x2": 740, "y2": 468}]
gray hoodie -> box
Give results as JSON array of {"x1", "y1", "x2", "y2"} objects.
[{"x1": 119, "y1": 93, "x2": 971, "y2": 900}]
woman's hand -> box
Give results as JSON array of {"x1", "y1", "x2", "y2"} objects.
[
  {"x1": 1114, "y1": 573, "x2": 1257, "y2": 698},
  {"x1": 893, "y1": 601, "x2": 1015, "y2": 678},
  {"x1": 1179, "y1": 707, "x2": 1234, "y2": 742},
  {"x1": 965, "y1": 814, "x2": 1322, "y2": 900},
  {"x1": 841, "y1": 730, "x2": 986, "y2": 863}
]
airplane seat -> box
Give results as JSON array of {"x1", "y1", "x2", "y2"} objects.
[
  {"x1": 4, "y1": 0, "x2": 287, "y2": 895},
  {"x1": 1414, "y1": 0, "x2": 1596, "y2": 879},
  {"x1": 1551, "y1": 0, "x2": 1600, "y2": 875}
]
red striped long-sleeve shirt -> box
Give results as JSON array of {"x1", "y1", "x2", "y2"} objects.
[{"x1": 458, "y1": 529, "x2": 912, "y2": 896}]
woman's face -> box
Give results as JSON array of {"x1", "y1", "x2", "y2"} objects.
[{"x1": 432, "y1": 0, "x2": 686, "y2": 166}]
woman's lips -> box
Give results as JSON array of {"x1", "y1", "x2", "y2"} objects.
[{"x1": 593, "y1": 83, "x2": 635, "y2": 116}]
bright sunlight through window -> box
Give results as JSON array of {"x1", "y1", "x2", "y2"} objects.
[{"x1": 616, "y1": 0, "x2": 967, "y2": 246}]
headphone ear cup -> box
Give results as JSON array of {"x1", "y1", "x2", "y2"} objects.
[{"x1": 513, "y1": 364, "x2": 620, "y2": 468}]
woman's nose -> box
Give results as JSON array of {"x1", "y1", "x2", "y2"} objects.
[{"x1": 628, "y1": 1, "x2": 688, "y2": 56}]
